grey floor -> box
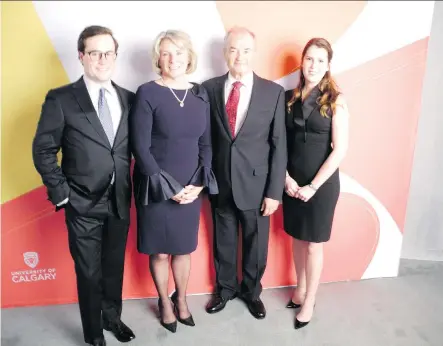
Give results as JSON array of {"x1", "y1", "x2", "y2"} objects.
[{"x1": 2, "y1": 259, "x2": 443, "y2": 346}]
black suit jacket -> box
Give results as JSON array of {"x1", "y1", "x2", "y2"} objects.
[
  {"x1": 32, "y1": 77, "x2": 135, "y2": 219},
  {"x1": 202, "y1": 73, "x2": 287, "y2": 210}
]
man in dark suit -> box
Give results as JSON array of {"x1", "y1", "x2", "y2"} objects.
[
  {"x1": 32, "y1": 26, "x2": 135, "y2": 346},
  {"x1": 203, "y1": 26, "x2": 287, "y2": 319}
]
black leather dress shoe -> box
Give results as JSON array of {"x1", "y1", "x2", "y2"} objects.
[
  {"x1": 205, "y1": 293, "x2": 235, "y2": 314},
  {"x1": 246, "y1": 298, "x2": 266, "y2": 319},
  {"x1": 103, "y1": 319, "x2": 135, "y2": 342},
  {"x1": 89, "y1": 337, "x2": 106, "y2": 346}
]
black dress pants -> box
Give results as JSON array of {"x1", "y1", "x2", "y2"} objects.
[
  {"x1": 65, "y1": 185, "x2": 129, "y2": 343},
  {"x1": 211, "y1": 195, "x2": 270, "y2": 301}
]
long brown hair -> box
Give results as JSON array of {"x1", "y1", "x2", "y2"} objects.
[{"x1": 287, "y1": 38, "x2": 340, "y2": 117}]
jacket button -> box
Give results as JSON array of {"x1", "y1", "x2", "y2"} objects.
[{"x1": 111, "y1": 150, "x2": 115, "y2": 155}]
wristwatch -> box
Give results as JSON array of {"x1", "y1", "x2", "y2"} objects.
[{"x1": 308, "y1": 183, "x2": 318, "y2": 191}]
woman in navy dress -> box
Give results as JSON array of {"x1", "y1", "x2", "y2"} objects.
[
  {"x1": 129, "y1": 30, "x2": 218, "y2": 332},
  {"x1": 282, "y1": 38, "x2": 350, "y2": 329}
]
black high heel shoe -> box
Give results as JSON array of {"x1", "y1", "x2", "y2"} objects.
[
  {"x1": 294, "y1": 303, "x2": 316, "y2": 330},
  {"x1": 294, "y1": 318, "x2": 310, "y2": 329},
  {"x1": 171, "y1": 291, "x2": 195, "y2": 327},
  {"x1": 158, "y1": 298, "x2": 177, "y2": 333},
  {"x1": 286, "y1": 300, "x2": 302, "y2": 309}
]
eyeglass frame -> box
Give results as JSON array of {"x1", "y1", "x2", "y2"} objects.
[{"x1": 84, "y1": 50, "x2": 118, "y2": 61}]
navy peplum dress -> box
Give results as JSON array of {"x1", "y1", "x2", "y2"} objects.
[{"x1": 129, "y1": 81, "x2": 218, "y2": 255}]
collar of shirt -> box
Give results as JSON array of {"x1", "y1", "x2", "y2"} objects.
[
  {"x1": 83, "y1": 74, "x2": 116, "y2": 105},
  {"x1": 226, "y1": 71, "x2": 254, "y2": 90}
]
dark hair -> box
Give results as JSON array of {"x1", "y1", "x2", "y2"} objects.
[
  {"x1": 287, "y1": 37, "x2": 340, "y2": 118},
  {"x1": 77, "y1": 25, "x2": 119, "y2": 53}
]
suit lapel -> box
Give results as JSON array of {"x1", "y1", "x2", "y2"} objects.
[
  {"x1": 234, "y1": 73, "x2": 259, "y2": 140},
  {"x1": 214, "y1": 73, "x2": 234, "y2": 140},
  {"x1": 112, "y1": 82, "x2": 129, "y2": 148},
  {"x1": 72, "y1": 77, "x2": 111, "y2": 148}
]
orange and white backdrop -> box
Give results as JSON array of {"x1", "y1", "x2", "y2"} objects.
[{"x1": 1, "y1": 1, "x2": 435, "y2": 308}]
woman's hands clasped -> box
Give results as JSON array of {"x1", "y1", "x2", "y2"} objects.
[
  {"x1": 285, "y1": 176, "x2": 300, "y2": 197},
  {"x1": 171, "y1": 185, "x2": 204, "y2": 204},
  {"x1": 285, "y1": 175, "x2": 316, "y2": 203}
]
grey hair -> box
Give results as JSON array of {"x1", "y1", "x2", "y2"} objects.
[{"x1": 223, "y1": 26, "x2": 257, "y2": 51}]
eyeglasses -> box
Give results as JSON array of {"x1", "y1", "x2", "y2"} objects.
[{"x1": 85, "y1": 50, "x2": 117, "y2": 61}]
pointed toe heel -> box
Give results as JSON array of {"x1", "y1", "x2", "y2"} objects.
[
  {"x1": 286, "y1": 300, "x2": 301, "y2": 309},
  {"x1": 160, "y1": 319, "x2": 177, "y2": 333},
  {"x1": 158, "y1": 299, "x2": 177, "y2": 333},
  {"x1": 171, "y1": 291, "x2": 196, "y2": 327},
  {"x1": 178, "y1": 314, "x2": 195, "y2": 326},
  {"x1": 294, "y1": 303, "x2": 315, "y2": 329},
  {"x1": 294, "y1": 318, "x2": 310, "y2": 329}
]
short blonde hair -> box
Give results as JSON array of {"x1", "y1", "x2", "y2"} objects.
[{"x1": 151, "y1": 30, "x2": 197, "y2": 75}]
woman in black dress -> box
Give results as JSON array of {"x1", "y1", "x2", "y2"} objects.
[
  {"x1": 282, "y1": 38, "x2": 350, "y2": 329},
  {"x1": 129, "y1": 30, "x2": 218, "y2": 332}
]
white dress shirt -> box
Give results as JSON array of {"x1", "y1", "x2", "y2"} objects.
[
  {"x1": 224, "y1": 72, "x2": 254, "y2": 136},
  {"x1": 83, "y1": 74, "x2": 122, "y2": 135},
  {"x1": 57, "y1": 75, "x2": 122, "y2": 206}
]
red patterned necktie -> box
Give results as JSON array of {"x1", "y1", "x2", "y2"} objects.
[{"x1": 226, "y1": 81, "x2": 242, "y2": 138}]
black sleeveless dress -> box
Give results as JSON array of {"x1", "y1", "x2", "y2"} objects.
[{"x1": 282, "y1": 87, "x2": 340, "y2": 243}]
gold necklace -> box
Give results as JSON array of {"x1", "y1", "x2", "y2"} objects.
[{"x1": 161, "y1": 78, "x2": 189, "y2": 107}]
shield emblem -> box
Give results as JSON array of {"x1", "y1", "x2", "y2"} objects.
[{"x1": 23, "y1": 252, "x2": 39, "y2": 269}]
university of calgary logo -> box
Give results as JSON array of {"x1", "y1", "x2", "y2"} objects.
[
  {"x1": 10, "y1": 252, "x2": 56, "y2": 283},
  {"x1": 23, "y1": 252, "x2": 39, "y2": 269}
]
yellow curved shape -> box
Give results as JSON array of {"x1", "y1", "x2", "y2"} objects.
[{"x1": 1, "y1": 1, "x2": 69, "y2": 203}]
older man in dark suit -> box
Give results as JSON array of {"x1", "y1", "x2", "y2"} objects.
[{"x1": 203, "y1": 26, "x2": 287, "y2": 319}]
